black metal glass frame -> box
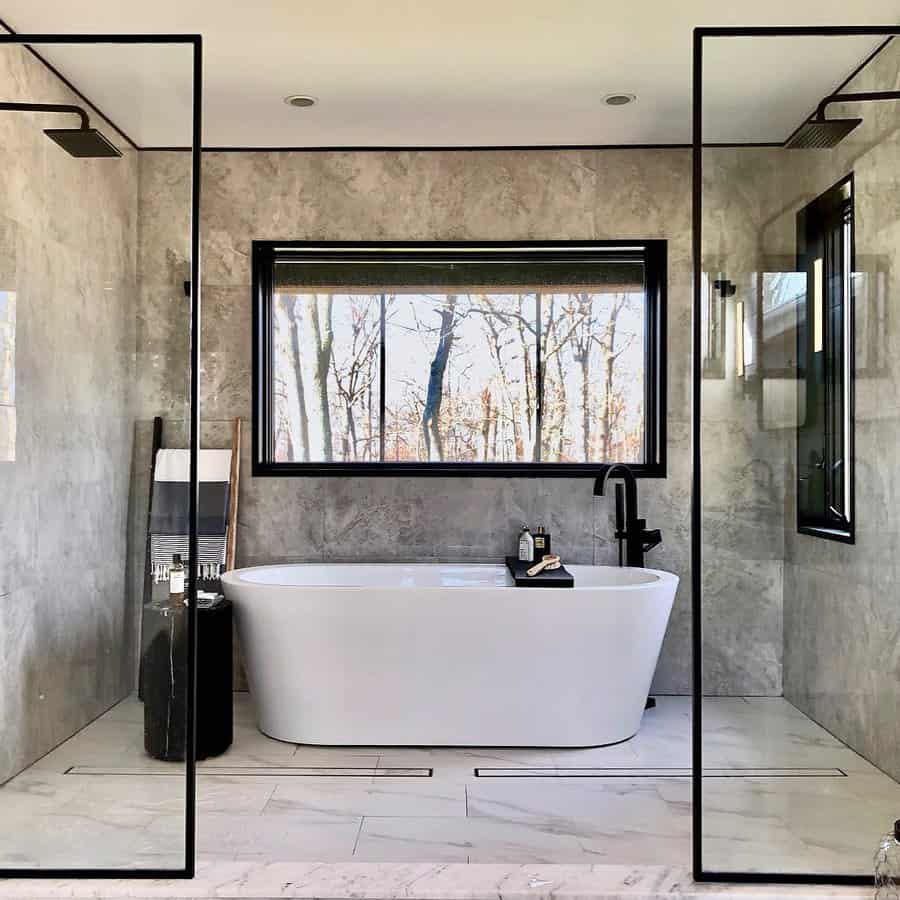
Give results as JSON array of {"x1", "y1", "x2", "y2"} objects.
[
  {"x1": 692, "y1": 24, "x2": 898, "y2": 886},
  {"x1": 0, "y1": 32, "x2": 202, "y2": 880},
  {"x1": 252, "y1": 240, "x2": 667, "y2": 479}
]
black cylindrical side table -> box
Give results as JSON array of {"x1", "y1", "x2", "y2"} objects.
[{"x1": 143, "y1": 594, "x2": 233, "y2": 761}]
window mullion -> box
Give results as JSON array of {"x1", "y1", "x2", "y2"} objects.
[
  {"x1": 379, "y1": 292, "x2": 387, "y2": 462},
  {"x1": 535, "y1": 291, "x2": 542, "y2": 463}
]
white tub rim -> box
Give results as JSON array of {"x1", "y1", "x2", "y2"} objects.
[{"x1": 220, "y1": 561, "x2": 678, "y2": 593}]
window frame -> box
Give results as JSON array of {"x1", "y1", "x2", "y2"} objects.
[
  {"x1": 795, "y1": 174, "x2": 856, "y2": 543},
  {"x1": 252, "y1": 240, "x2": 667, "y2": 478}
]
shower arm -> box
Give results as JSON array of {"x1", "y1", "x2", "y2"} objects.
[
  {"x1": 0, "y1": 101, "x2": 90, "y2": 130},
  {"x1": 815, "y1": 90, "x2": 900, "y2": 121}
]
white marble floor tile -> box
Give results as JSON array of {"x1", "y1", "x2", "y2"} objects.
[
  {"x1": 94, "y1": 694, "x2": 145, "y2": 725},
  {"x1": 0, "y1": 811, "x2": 185, "y2": 869},
  {"x1": 378, "y1": 747, "x2": 558, "y2": 776},
  {"x1": 52, "y1": 776, "x2": 191, "y2": 819},
  {"x1": 353, "y1": 816, "x2": 588, "y2": 863},
  {"x1": 3, "y1": 690, "x2": 898, "y2": 874},
  {"x1": 231, "y1": 692, "x2": 256, "y2": 722},
  {"x1": 627, "y1": 697, "x2": 693, "y2": 767},
  {"x1": 201, "y1": 726, "x2": 299, "y2": 766},
  {"x1": 290, "y1": 748, "x2": 383, "y2": 767},
  {"x1": 0, "y1": 770, "x2": 88, "y2": 817},
  {"x1": 552, "y1": 744, "x2": 642, "y2": 768},
  {"x1": 50, "y1": 774, "x2": 276, "y2": 818},
  {"x1": 701, "y1": 772, "x2": 900, "y2": 875},
  {"x1": 187, "y1": 812, "x2": 362, "y2": 862},
  {"x1": 30, "y1": 719, "x2": 150, "y2": 773},
  {"x1": 263, "y1": 780, "x2": 468, "y2": 819},
  {"x1": 467, "y1": 778, "x2": 692, "y2": 826}
]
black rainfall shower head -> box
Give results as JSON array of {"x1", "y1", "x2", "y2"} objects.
[
  {"x1": 43, "y1": 127, "x2": 122, "y2": 158},
  {"x1": 784, "y1": 116, "x2": 862, "y2": 149},
  {"x1": 785, "y1": 89, "x2": 900, "y2": 150},
  {"x1": 0, "y1": 101, "x2": 122, "y2": 158}
]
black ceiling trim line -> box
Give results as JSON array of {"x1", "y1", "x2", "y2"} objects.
[
  {"x1": 703, "y1": 141, "x2": 784, "y2": 148},
  {"x1": 695, "y1": 25, "x2": 900, "y2": 37},
  {"x1": 145, "y1": 142, "x2": 696, "y2": 152},
  {"x1": 0, "y1": 16, "x2": 140, "y2": 151},
  {"x1": 782, "y1": 34, "x2": 894, "y2": 147},
  {"x1": 138, "y1": 140, "x2": 784, "y2": 153}
]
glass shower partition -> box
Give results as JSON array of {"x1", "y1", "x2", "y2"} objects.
[
  {"x1": 694, "y1": 25, "x2": 900, "y2": 883},
  {"x1": 0, "y1": 34, "x2": 201, "y2": 876}
]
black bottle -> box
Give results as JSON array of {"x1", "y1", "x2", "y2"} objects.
[{"x1": 533, "y1": 525, "x2": 551, "y2": 561}]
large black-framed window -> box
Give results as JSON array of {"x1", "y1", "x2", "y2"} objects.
[
  {"x1": 252, "y1": 241, "x2": 667, "y2": 478},
  {"x1": 796, "y1": 174, "x2": 855, "y2": 543}
]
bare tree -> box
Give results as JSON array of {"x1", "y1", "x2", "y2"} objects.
[
  {"x1": 541, "y1": 291, "x2": 637, "y2": 462},
  {"x1": 479, "y1": 386, "x2": 493, "y2": 461},
  {"x1": 539, "y1": 294, "x2": 570, "y2": 461},
  {"x1": 514, "y1": 294, "x2": 536, "y2": 460},
  {"x1": 304, "y1": 286, "x2": 643, "y2": 468},
  {"x1": 541, "y1": 293, "x2": 594, "y2": 460},
  {"x1": 595, "y1": 293, "x2": 635, "y2": 460},
  {"x1": 477, "y1": 296, "x2": 522, "y2": 459},
  {"x1": 569, "y1": 294, "x2": 595, "y2": 460},
  {"x1": 330, "y1": 295, "x2": 380, "y2": 461},
  {"x1": 421, "y1": 294, "x2": 458, "y2": 461},
  {"x1": 274, "y1": 294, "x2": 310, "y2": 461},
  {"x1": 469, "y1": 293, "x2": 538, "y2": 461},
  {"x1": 299, "y1": 293, "x2": 335, "y2": 461}
]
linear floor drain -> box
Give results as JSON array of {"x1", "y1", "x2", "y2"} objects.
[
  {"x1": 65, "y1": 765, "x2": 433, "y2": 778},
  {"x1": 474, "y1": 767, "x2": 846, "y2": 778}
]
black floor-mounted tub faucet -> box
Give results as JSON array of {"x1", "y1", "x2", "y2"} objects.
[{"x1": 593, "y1": 463, "x2": 661, "y2": 567}]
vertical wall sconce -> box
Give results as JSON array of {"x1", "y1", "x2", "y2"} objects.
[
  {"x1": 813, "y1": 257, "x2": 824, "y2": 353},
  {"x1": 703, "y1": 274, "x2": 735, "y2": 379},
  {"x1": 0, "y1": 289, "x2": 15, "y2": 463},
  {"x1": 735, "y1": 300, "x2": 745, "y2": 377}
]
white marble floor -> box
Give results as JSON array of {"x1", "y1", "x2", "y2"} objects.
[{"x1": 0, "y1": 693, "x2": 897, "y2": 875}]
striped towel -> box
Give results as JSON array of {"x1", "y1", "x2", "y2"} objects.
[
  {"x1": 150, "y1": 449, "x2": 231, "y2": 582},
  {"x1": 150, "y1": 536, "x2": 228, "y2": 582}
]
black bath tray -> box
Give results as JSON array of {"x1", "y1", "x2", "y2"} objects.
[{"x1": 505, "y1": 556, "x2": 574, "y2": 588}]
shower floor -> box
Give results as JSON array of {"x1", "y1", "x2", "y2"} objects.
[{"x1": 0, "y1": 693, "x2": 897, "y2": 874}]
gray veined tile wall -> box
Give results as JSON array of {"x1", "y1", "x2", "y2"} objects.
[
  {"x1": 0, "y1": 43, "x2": 139, "y2": 784},
  {"x1": 135, "y1": 146, "x2": 781, "y2": 697},
  {"x1": 699, "y1": 147, "x2": 792, "y2": 699}
]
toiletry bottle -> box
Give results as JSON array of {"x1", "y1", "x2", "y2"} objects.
[
  {"x1": 169, "y1": 553, "x2": 186, "y2": 605},
  {"x1": 517, "y1": 526, "x2": 534, "y2": 562},
  {"x1": 874, "y1": 820, "x2": 900, "y2": 898},
  {"x1": 533, "y1": 525, "x2": 551, "y2": 562}
]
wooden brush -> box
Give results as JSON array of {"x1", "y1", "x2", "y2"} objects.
[{"x1": 526, "y1": 554, "x2": 561, "y2": 577}]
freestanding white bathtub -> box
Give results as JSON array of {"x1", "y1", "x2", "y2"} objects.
[{"x1": 221, "y1": 563, "x2": 677, "y2": 748}]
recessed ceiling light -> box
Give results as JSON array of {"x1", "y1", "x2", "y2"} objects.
[
  {"x1": 604, "y1": 93, "x2": 637, "y2": 107},
  {"x1": 284, "y1": 94, "x2": 317, "y2": 108}
]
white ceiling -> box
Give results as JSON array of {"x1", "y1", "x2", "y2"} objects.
[{"x1": 1, "y1": 1, "x2": 899, "y2": 148}]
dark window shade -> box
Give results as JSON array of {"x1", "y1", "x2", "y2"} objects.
[{"x1": 274, "y1": 259, "x2": 646, "y2": 293}]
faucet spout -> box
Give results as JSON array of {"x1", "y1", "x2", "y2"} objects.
[{"x1": 593, "y1": 463, "x2": 638, "y2": 529}]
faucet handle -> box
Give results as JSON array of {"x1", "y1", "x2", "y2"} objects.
[{"x1": 641, "y1": 528, "x2": 662, "y2": 554}]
